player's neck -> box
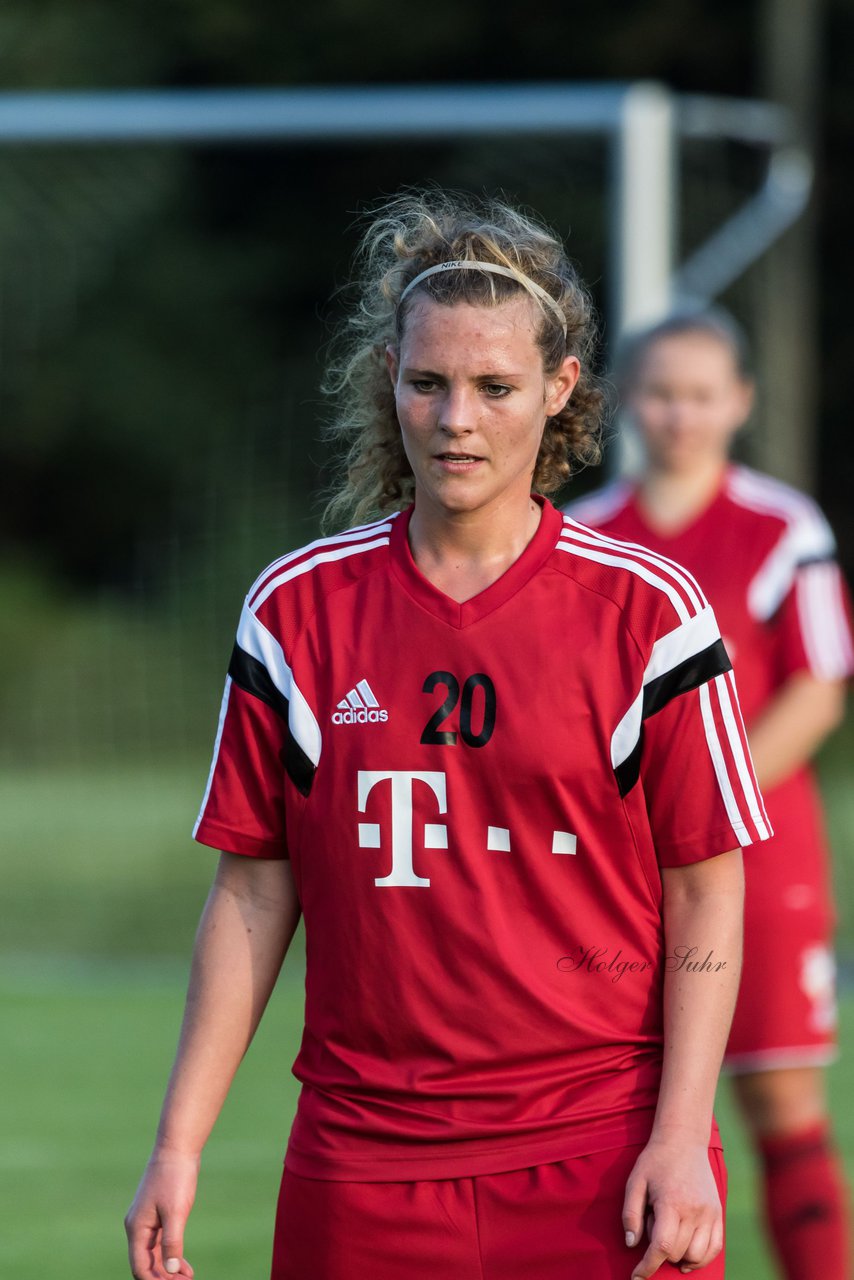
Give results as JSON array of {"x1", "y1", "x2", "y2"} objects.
[
  {"x1": 638, "y1": 458, "x2": 728, "y2": 534},
  {"x1": 408, "y1": 493, "x2": 543, "y2": 603}
]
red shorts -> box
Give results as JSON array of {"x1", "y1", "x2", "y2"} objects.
[
  {"x1": 271, "y1": 1144, "x2": 727, "y2": 1280},
  {"x1": 725, "y1": 909, "x2": 838, "y2": 1073},
  {"x1": 724, "y1": 773, "x2": 838, "y2": 1073}
]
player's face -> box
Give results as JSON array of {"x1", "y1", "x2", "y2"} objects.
[
  {"x1": 386, "y1": 296, "x2": 579, "y2": 524},
  {"x1": 627, "y1": 333, "x2": 753, "y2": 474}
]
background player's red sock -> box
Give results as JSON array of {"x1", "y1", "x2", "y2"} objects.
[{"x1": 758, "y1": 1120, "x2": 851, "y2": 1280}]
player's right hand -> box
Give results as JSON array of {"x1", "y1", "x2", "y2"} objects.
[
  {"x1": 125, "y1": 1149, "x2": 199, "y2": 1279},
  {"x1": 622, "y1": 1138, "x2": 723, "y2": 1278}
]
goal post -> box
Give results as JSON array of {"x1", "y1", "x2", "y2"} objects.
[{"x1": 0, "y1": 81, "x2": 811, "y2": 478}]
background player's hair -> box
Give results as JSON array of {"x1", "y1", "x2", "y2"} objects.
[
  {"x1": 321, "y1": 189, "x2": 606, "y2": 530},
  {"x1": 617, "y1": 305, "x2": 753, "y2": 389}
]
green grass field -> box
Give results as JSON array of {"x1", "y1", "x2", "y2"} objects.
[{"x1": 3, "y1": 759, "x2": 853, "y2": 1278}]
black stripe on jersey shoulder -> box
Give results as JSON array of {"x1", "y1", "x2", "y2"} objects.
[
  {"x1": 765, "y1": 554, "x2": 837, "y2": 624},
  {"x1": 614, "y1": 738, "x2": 644, "y2": 799},
  {"x1": 795, "y1": 553, "x2": 837, "y2": 570},
  {"x1": 228, "y1": 642, "x2": 287, "y2": 718},
  {"x1": 615, "y1": 639, "x2": 732, "y2": 799},
  {"x1": 227, "y1": 643, "x2": 315, "y2": 798},
  {"x1": 643, "y1": 638, "x2": 732, "y2": 720}
]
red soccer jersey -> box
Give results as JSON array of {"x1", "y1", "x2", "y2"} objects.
[
  {"x1": 193, "y1": 495, "x2": 770, "y2": 1181},
  {"x1": 565, "y1": 464, "x2": 854, "y2": 929}
]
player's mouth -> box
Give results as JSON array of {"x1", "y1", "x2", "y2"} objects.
[{"x1": 434, "y1": 452, "x2": 484, "y2": 471}]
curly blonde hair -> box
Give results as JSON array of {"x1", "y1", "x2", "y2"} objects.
[{"x1": 321, "y1": 190, "x2": 605, "y2": 531}]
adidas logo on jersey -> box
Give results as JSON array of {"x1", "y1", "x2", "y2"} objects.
[{"x1": 332, "y1": 679, "x2": 389, "y2": 725}]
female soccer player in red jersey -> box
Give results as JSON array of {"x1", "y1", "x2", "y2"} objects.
[
  {"x1": 566, "y1": 309, "x2": 853, "y2": 1280},
  {"x1": 125, "y1": 196, "x2": 772, "y2": 1280}
]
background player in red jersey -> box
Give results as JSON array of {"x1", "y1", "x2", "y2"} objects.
[
  {"x1": 125, "y1": 195, "x2": 770, "y2": 1280},
  {"x1": 565, "y1": 308, "x2": 853, "y2": 1280}
]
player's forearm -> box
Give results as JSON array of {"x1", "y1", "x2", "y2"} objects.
[
  {"x1": 651, "y1": 849, "x2": 744, "y2": 1144},
  {"x1": 747, "y1": 672, "x2": 846, "y2": 790},
  {"x1": 152, "y1": 854, "x2": 301, "y2": 1159}
]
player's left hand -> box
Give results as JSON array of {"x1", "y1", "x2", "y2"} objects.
[{"x1": 621, "y1": 1137, "x2": 723, "y2": 1277}]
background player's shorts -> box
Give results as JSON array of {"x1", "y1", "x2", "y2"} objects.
[
  {"x1": 270, "y1": 1143, "x2": 727, "y2": 1280},
  {"x1": 725, "y1": 903, "x2": 838, "y2": 1073},
  {"x1": 724, "y1": 769, "x2": 839, "y2": 1073}
]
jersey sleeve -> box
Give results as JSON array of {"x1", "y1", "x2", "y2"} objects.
[
  {"x1": 772, "y1": 558, "x2": 854, "y2": 683},
  {"x1": 747, "y1": 494, "x2": 854, "y2": 683},
  {"x1": 613, "y1": 594, "x2": 773, "y2": 868},
  {"x1": 192, "y1": 597, "x2": 296, "y2": 860},
  {"x1": 640, "y1": 668, "x2": 772, "y2": 867},
  {"x1": 192, "y1": 673, "x2": 289, "y2": 858}
]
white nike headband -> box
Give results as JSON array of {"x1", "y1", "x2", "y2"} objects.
[{"x1": 398, "y1": 259, "x2": 567, "y2": 337}]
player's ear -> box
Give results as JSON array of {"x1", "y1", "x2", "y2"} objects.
[
  {"x1": 737, "y1": 375, "x2": 755, "y2": 423},
  {"x1": 385, "y1": 344, "x2": 400, "y2": 389},
  {"x1": 545, "y1": 354, "x2": 581, "y2": 418}
]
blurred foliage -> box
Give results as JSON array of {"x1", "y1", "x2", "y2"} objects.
[
  {"x1": 0, "y1": 0, "x2": 756, "y2": 92},
  {"x1": 0, "y1": 134, "x2": 612, "y2": 595},
  {"x1": 0, "y1": 143, "x2": 320, "y2": 589}
]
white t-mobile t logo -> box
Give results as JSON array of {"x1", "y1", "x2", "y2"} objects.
[{"x1": 357, "y1": 770, "x2": 447, "y2": 887}]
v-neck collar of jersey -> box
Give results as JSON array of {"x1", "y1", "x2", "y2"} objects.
[
  {"x1": 389, "y1": 495, "x2": 563, "y2": 629},
  {"x1": 628, "y1": 465, "x2": 732, "y2": 543}
]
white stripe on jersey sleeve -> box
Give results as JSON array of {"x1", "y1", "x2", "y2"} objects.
[
  {"x1": 727, "y1": 468, "x2": 837, "y2": 621},
  {"x1": 246, "y1": 516, "x2": 396, "y2": 603},
  {"x1": 797, "y1": 562, "x2": 854, "y2": 680},
  {"x1": 729, "y1": 465, "x2": 832, "y2": 533},
  {"x1": 558, "y1": 537, "x2": 693, "y2": 623},
  {"x1": 610, "y1": 606, "x2": 723, "y2": 771},
  {"x1": 611, "y1": 689, "x2": 644, "y2": 775},
  {"x1": 727, "y1": 467, "x2": 852, "y2": 675},
  {"x1": 746, "y1": 520, "x2": 836, "y2": 622},
  {"x1": 695, "y1": 671, "x2": 772, "y2": 848},
  {"x1": 714, "y1": 671, "x2": 771, "y2": 840},
  {"x1": 237, "y1": 601, "x2": 322, "y2": 767},
  {"x1": 825, "y1": 565, "x2": 854, "y2": 673},
  {"x1": 561, "y1": 519, "x2": 707, "y2": 615},
  {"x1": 797, "y1": 565, "x2": 828, "y2": 677},
  {"x1": 193, "y1": 673, "x2": 233, "y2": 838},
  {"x1": 698, "y1": 681, "x2": 751, "y2": 846},
  {"x1": 251, "y1": 536, "x2": 391, "y2": 611}
]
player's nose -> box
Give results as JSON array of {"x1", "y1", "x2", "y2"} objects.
[{"x1": 438, "y1": 387, "x2": 477, "y2": 435}]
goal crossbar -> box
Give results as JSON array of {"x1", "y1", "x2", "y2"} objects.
[{"x1": 0, "y1": 81, "x2": 811, "y2": 336}]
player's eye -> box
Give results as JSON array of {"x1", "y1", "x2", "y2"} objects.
[
  {"x1": 409, "y1": 379, "x2": 439, "y2": 393},
  {"x1": 482, "y1": 383, "x2": 512, "y2": 398}
]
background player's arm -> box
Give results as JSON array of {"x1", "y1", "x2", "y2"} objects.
[
  {"x1": 623, "y1": 847, "x2": 744, "y2": 1279},
  {"x1": 125, "y1": 852, "x2": 301, "y2": 1280},
  {"x1": 745, "y1": 670, "x2": 846, "y2": 791}
]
